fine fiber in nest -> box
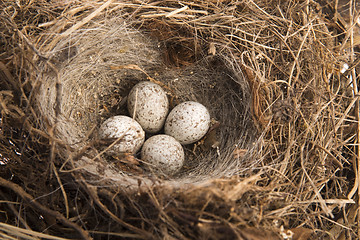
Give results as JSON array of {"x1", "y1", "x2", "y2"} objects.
[{"x1": 37, "y1": 17, "x2": 257, "y2": 188}]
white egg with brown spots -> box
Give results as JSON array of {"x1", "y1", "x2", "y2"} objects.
[
  {"x1": 127, "y1": 81, "x2": 169, "y2": 133},
  {"x1": 141, "y1": 135, "x2": 184, "y2": 176},
  {"x1": 99, "y1": 115, "x2": 145, "y2": 155},
  {"x1": 165, "y1": 101, "x2": 210, "y2": 145}
]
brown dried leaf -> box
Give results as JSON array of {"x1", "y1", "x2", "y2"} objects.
[
  {"x1": 239, "y1": 227, "x2": 280, "y2": 240},
  {"x1": 208, "y1": 42, "x2": 216, "y2": 55},
  {"x1": 233, "y1": 148, "x2": 248, "y2": 159},
  {"x1": 289, "y1": 227, "x2": 313, "y2": 240}
]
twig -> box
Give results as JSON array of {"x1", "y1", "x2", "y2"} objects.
[
  {"x1": 146, "y1": 186, "x2": 188, "y2": 239},
  {"x1": 347, "y1": 0, "x2": 360, "y2": 235},
  {"x1": 78, "y1": 177, "x2": 151, "y2": 239},
  {"x1": 0, "y1": 177, "x2": 91, "y2": 240},
  {"x1": 300, "y1": 144, "x2": 334, "y2": 218},
  {"x1": 0, "y1": 62, "x2": 19, "y2": 90},
  {"x1": 166, "y1": 5, "x2": 189, "y2": 18},
  {"x1": 132, "y1": 88, "x2": 138, "y2": 120},
  {"x1": 61, "y1": 0, "x2": 114, "y2": 38},
  {"x1": 86, "y1": 230, "x2": 143, "y2": 239},
  {"x1": 51, "y1": 162, "x2": 69, "y2": 219},
  {"x1": 16, "y1": 30, "x2": 48, "y2": 61},
  {"x1": 288, "y1": 19, "x2": 312, "y2": 87},
  {"x1": 0, "y1": 191, "x2": 30, "y2": 230},
  {"x1": 0, "y1": 222, "x2": 69, "y2": 240}
]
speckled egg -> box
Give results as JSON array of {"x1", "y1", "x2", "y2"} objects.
[
  {"x1": 141, "y1": 135, "x2": 184, "y2": 176},
  {"x1": 99, "y1": 115, "x2": 145, "y2": 155},
  {"x1": 165, "y1": 101, "x2": 210, "y2": 145},
  {"x1": 127, "y1": 81, "x2": 169, "y2": 133}
]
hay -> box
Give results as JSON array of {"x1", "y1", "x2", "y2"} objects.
[{"x1": 0, "y1": 0, "x2": 359, "y2": 239}]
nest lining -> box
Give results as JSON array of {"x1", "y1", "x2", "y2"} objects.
[{"x1": 36, "y1": 16, "x2": 257, "y2": 187}]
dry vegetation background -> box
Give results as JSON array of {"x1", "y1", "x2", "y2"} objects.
[{"x1": 0, "y1": 0, "x2": 360, "y2": 239}]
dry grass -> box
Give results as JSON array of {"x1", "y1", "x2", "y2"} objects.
[{"x1": 0, "y1": 0, "x2": 359, "y2": 239}]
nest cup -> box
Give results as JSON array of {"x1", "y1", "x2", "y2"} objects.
[{"x1": 37, "y1": 17, "x2": 257, "y2": 188}]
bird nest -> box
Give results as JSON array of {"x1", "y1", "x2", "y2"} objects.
[
  {"x1": 35, "y1": 15, "x2": 257, "y2": 188},
  {"x1": 0, "y1": 0, "x2": 359, "y2": 239}
]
